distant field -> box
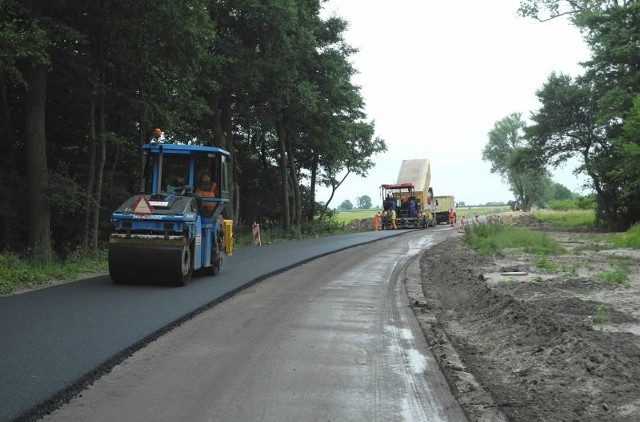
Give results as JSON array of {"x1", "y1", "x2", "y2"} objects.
[
  {"x1": 335, "y1": 206, "x2": 510, "y2": 224},
  {"x1": 334, "y1": 209, "x2": 380, "y2": 224},
  {"x1": 532, "y1": 209, "x2": 595, "y2": 227},
  {"x1": 456, "y1": 206, "x2": 510, "y2": 217}
]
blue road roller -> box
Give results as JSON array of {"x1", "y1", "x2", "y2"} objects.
[{"x1": 108, "y1": 138, "x2": 232, "y2": 286}]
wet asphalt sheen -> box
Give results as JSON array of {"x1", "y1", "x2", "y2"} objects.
[{"x1": 0, "y1": 230, "x2": 405, "y2": 422}]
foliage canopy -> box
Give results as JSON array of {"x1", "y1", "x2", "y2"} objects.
[
  {"x1": 484, "y1": 0, "x2": 640, "y2": 230},
  {"x1": 0, "y1": 0, "x2": 386, "y2": 258}
]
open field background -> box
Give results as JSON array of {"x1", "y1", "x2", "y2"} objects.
[{"x1": 335, "y1": 206, "x2": 512, "y2": 225}]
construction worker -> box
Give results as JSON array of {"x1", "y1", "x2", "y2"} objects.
[
  {"x1": 196, "y1": 173, "x2": 217, "y2": 217},
  {"x1": 449, "y1": 208, "x2": 455, "y2": 227},
  {"x1": 390, "y1": 208, "x2": 397, "y2": 230},
  {"x1": 383, "y1": 194, "x2": 392, "y2": 212},
  {"x1": 373, "y1": 211, "x2": 381, "y2": 231},
  {"x1": 408, "y1": 197, "x2": 416, "y2": 217}
]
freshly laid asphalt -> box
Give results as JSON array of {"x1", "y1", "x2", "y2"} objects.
[{"x1": 0, "y1": 230, "x2": 406, "y2": 422}]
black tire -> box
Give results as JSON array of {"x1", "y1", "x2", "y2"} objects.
[
  {"x1": 175, "y1": 244, "x2": 193, "y2": 286},
  {"x1": 206, "y1": 242, "x2": 224, "y2": 276}
]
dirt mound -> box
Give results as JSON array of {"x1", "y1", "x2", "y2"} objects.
[
  {"x1": 419, "y1": 234, "x2": 640, "y2": 421},
  {"x1": 506, "y1": 211, "x2": 557, "y2": 229},
  {"x1": 346, "y1": 218, "x2": 373, "y2": 231}
]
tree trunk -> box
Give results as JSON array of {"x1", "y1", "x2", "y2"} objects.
[
  {"x1": 82, "y1": 96, "x2": 97, "y2": 253},
  {"x1": 307, "y1": 151, "x2": 318, "y2": 221},
  {"x1": 90, "y1": 97, "x2": 107, "y2": 254},
  {"x1": 0, "y1": 72, "x2": 19, "y2": 249},
  {"x1": 583, "y1": 151, "x2": 618, "y2": 231},
  {"x1": 138, "y1": 122, "x2": 147, "y2": 193},
  {"x1": 221, "y1": 94, "x2": 236, "y2": 223},
  {"x1": 285, "y1": 135, "x2": 301, "y2": 226},
  {"x1": 24, "y1": 61, "x2": 52, "y2": 261},
  {"x1": 320, "y1": 170, "x2": 350, "y2": 218},
  {"x1": 276, "y1": 118, "x2": 291, "y2": 232},
  {"x1": 233, "y1": 180, "x2": 240, "y2": 225},
  {"x1": 210, "y1": 91, "x2": 237, "y2": 222}
]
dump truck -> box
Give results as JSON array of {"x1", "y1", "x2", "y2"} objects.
[
  {"x1": 108, "y1": 137, "x2": 233, "y2": 286},
  {"x1": 379, "y1": 159, "x2": 437, "y2": 229},
  {"x1": 434, "y1": 195, "x2": 456, "y2": 225}
]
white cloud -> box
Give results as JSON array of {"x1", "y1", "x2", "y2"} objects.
[{"x1": 318, "y1": 0, "x2": 590, "y2": 207}]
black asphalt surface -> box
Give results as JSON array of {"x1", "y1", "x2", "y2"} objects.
[{"x1": 0, "y1": 230, "x2": 406, "y2": 422}]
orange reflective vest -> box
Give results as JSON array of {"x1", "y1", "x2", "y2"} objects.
[{"x1": 196, "y1": 182, "x2": 217, "y2": 215}]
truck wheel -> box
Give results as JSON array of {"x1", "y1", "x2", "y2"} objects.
[
  {"x1": 202, "y1": 240, "x2": 224, "y2": 276},
  {"x1": 213, "y1": 255, "x2": 223, "y2": 275},
  {"x1": 175, "y1": 244, "x2": 193, "y2": 286}
]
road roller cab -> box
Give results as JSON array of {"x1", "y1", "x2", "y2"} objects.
[{"x1": 108, "y1": 140, "x2": 232, "y2": 286}]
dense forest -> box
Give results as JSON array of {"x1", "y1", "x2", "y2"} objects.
[
  {"x1": 482, "y1": 0, "x2": 640, "y2": 232},
  {"x1": 0, "y1": 0, "x2": 386, "y2": 261},
  {"x1": 2, "y1": 0, "x2": 640, "y2": 264}
]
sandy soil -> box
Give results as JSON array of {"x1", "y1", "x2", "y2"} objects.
[{"x1": 416, "y1": 213, "x2": 640, "y2": 421}]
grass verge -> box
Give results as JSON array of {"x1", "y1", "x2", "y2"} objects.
[
  {"x1": 463, "y1": 223, "x2": 565, "y2": 256},
  {"x1": 532, "y1": 209, "x2": 595, "y2": 227},
  {"x1": 0, "y1": 250, "x2": 108, "y2": 295},
  {"x1": 608, "y1": 223, "x2": 640, "y2": 248}
]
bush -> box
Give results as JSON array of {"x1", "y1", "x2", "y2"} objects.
[
  {"x1": 548, "y1": 199, "x2": 575, "y2": 211},
  {"x1": 609, "y1": 224, "x2": 640, "y2": 249},
  {"x1": 533, "y1": 209, "x2": 595, "y2": 227},
  {"x1": 575, "y1": 195, "x2": 597, "y2": 210},
  {"x1": 548, "y1": 195, "x2": 596, "y2": 211}
]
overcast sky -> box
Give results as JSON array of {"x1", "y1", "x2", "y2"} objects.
[{"x1": 318, "y1": 0, "x2": 591, "y2": 208}]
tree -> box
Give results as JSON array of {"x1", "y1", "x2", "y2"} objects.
[
  {"x1": 612, "y1": 93, "x2": 640, "y2": 224},
  {"x1": 338, "y1": 200, "x2": 353, "y2": 211},
  {"x1": 482, "y1": 113, "x2": 551, "y2": 211},
  {"x1": 526, "y1": 73, "x2": 624, "y2": 228},
  {"x1": 517, "y1": 0, "x2": 633, "y2": 22},
  {"x1": 0, "y1": 0, "x2": 389, "y2": 260},
  {"x1": 519, "y1": 1, "x2": 640, "y2": 229},
  {"x1": 17, "y1": 0, "x2": 68, "y2": 262},
  {"x1": 552, "y1": 183, "x2": 574, "y2": 200},
  {"x1": 356, "y1": 195, "x2": 372, "y2": 209}
]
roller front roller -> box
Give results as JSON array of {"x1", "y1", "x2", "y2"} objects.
[{"x1": 109, "y1": 237, "x2": 193, "y2": 286}]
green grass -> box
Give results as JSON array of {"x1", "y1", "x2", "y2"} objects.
[
  {"x1": 534, "y1": 256, "x2": 559, "y2": 271},
  {"x1": 583, "y1": 304, "x2": 608, "y2": 331},
  {"x1": 562, "y1": 263, "x2": 579, "y2": 276},
  {"x1": 608, "y1": 223, "x2": 640, "y2": 248},
  {"x1": 464, "y1": 223, "x2": 566, "y2": 256},
  {"x1": 596, "y1": 265, "x2": 630, "y2": 284},
  {"x1": 334, "y1": 209, "x2": 380, "y2": 224},
  {"x1": 457, "y1": 206, "x2": 510, "y2": 216},
  {"x1": 0, "y1": 250, "x2": 107, "y2": 295},
  {"x1": 532, "y1": 209, "x2": 595, "y2": 227}
]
